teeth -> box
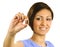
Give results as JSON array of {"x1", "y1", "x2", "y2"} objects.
[{"x1": 40, "y1": 27, "x2": 46, "y2": 31}]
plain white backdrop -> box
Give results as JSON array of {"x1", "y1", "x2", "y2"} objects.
[{"x1": 0, "y1": 0, "x2": 60, "y2": 47}]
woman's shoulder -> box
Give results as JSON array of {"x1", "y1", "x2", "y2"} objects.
[
  {"x1": 46, "y1": 41, "x2": 54, "y2": 47},
  {"x1": 15, "y1": 41, "x2": 24, "y2": 47},
  {"x1": 15, "y1": 39, "x2": 30, "y2": 47},
  {"x1": 17, "y1": 39, "x2": 32, "y2": 47}
]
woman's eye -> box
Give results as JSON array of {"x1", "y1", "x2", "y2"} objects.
[
  {"x1": 36, "y1": 18, "x2": 41, "y2": 20},
  {"x1": 46, "y1": 18, "x2": 52, "y2": 21}
]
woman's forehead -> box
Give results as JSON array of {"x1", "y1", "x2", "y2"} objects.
[{"x1": 35, "y1": 9, "x2": 52, "y2": 17}]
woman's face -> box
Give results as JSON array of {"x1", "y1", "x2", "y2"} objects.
[{"x1": 33, "y1": 9, "x2": 52, "y2": 36}]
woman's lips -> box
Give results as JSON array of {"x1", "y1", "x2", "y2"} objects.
[{"x1": 39, "y1": 27, "x2": 47, "y2": 31}]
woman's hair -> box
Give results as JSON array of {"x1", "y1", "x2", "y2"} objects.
[{"x1": 27, "y1": 2, "x2": 53, "y2": 30}]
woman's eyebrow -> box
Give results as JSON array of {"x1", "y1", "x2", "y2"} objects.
[
  {"x1": 36, "y1": 15, "x2": 43, "y2": 17},
  {"x1": 47, "y1": 16, "x2": 52, "y2": 18}
]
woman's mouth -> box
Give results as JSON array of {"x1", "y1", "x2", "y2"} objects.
[{"x1": 39, "y1": 27, "x2": 47, "y2": 31}]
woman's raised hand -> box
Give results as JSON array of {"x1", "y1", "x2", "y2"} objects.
[{"x1": 8, "y1": 12, "x2": 28, "y2": 36}]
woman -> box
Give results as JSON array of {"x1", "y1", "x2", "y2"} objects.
[{"x1": 3, "y1": 2, "x2": 54, "y2": 47}]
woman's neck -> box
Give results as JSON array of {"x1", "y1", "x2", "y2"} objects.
[{"x1": 31, "y1": 33, "x2": 46, "y2": 47}]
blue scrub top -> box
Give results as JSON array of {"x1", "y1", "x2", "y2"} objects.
[{"x1": 22, "y1": 39, "x2": 54, "y2": 47}]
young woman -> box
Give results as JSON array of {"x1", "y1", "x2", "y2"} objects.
[{"x1": 3, "y1": 2, "x2": 54, "y2": 47}]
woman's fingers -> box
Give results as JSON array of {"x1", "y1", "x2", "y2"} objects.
[
  {"x1": 16, "y1": 12, "x2": 29, "y2": 24},
  {"x1": 11, "y1": 12, "x2": 29, "y2": 27},
  {"x1": 19, "y1": 13, "x2": 25, "y2": 22},
  {"x1": 8, "y1": 12, "x2": 29, "y2": 35}
]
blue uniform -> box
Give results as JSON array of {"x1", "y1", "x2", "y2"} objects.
[{"x1": 22, "y1": 39, "x2": 54, "y2": 47}]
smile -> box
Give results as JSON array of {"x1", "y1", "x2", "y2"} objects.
[{"x1": 39, "y1": 27, "x2": 47, "y2": 31}]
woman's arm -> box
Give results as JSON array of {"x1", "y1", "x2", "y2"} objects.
[
  {"x1": 3, "y1": 33, "x2": 24, "y2": 47},
  {"x1": 3, "y1": 33, "x2": 15, "y2": 47},
  {"x1": 3, "y1": 12, "x2": 28, "y2": 47}
]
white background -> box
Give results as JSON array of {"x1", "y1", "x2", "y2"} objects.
[{"x1": 0, "y1": 0, "x2": 60, "y2": 47}]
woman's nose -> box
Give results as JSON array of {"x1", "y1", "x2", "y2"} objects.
[{"x1": 41, "y1": 20, "x2": 46, "y2": 26}]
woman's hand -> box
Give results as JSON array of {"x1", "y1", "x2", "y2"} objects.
[{"x1": 8, "y1": 12, "x2": 28, "y2": 36}]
